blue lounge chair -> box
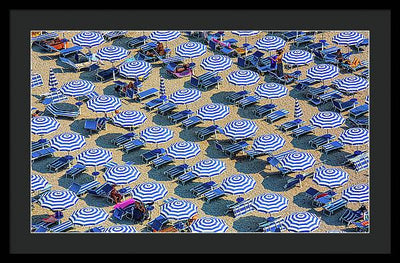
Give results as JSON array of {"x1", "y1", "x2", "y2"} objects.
[
  {"x1": 352, "y1": 156, "x2": 369, "y2": 172},
  {"x1": 127, "y1": 35, "x2": 148, "y2": 49},
  {"x1": 309, "y1": 90, "x2": 343, "y2": 106},
  {"x1": 320, "y1": 141, "x2": 344, "y2": 154},
  {"x1": 164, "y1": 163, "x2": 191, "y2": 179},
  {"x1": 31, "y1": 147, "x2": 56, "y2": 162},
  {"x1": 305, "y1": 85, "x2": 330, "y2": 99},
  {"x1": 278, "y1": 119, "x2": 304, "y2": 132},
  {"x1": 280, "y1": 31, "x2": 306, "y2": 41},
  {"x1": 313, "y1": 46, "x2": 341, "y2": 61},
  {"x1": 176, "y1": 171, "x2": 198, "y2": 185},
  {"x1": 141, "y1": 148, "x2": 166, "y2": 163},
  {"x1": 95, "y1": 67, "x2": 119, "y2": 82},
  {"x1": 306, "y1": 41, "x2": 330, "y2": 52},
  {"x1": 145, "y1": 97, "x2": 167, "y2": 111},
  {"x1": 190, "y1": 181, "x2": 218, "y2": 197},
  {"x1": 147, "y1": 215, "x2": 169, "y2": 232},
  {"x1": 45, "y1": 103, "x2": 80, "y2": 119},
  {"x1": 253, "y1": 103, "x2": 277, "y2": 117},
  {"x1": 31, "y1": 139, "x2": 50, "y2": 152},
  {"x1": 226, "y1": 90, "x2": 250, "y2": 103},
  {"x1": 332, "y1": 98, "x2": 358, "y2": 112},
  {"x1": 294, "y1": 77, "x2": 320, "y2": 92},
  {"x1": 226, "y1": 198, "x2": 254, "y2": 218},
  {"x1": 169, "y1": 110, "x2": 194, "y2": 124},
  {"x1": 291, "y1": 125, "x2": 317, "y2": 139},
  {"x1": 245, "y1": 149, "x2": 271, "y2": 160},
  {"x1": 339, "y1": 206, "x2": 367, "y2": 226},
  {"x1": 309, "y1": 134, "x2": 335, "y2": 149},
  {"x1": 84, "y1": 117, "x2": 107, "y2": 135},
  {"x1": 341, "y1": 59, "x2": 368, "y2": 73},
  {"x1": 189, "y1": 71, "x2": 215, "y2": 88},
  {"x1": 181, "y1": 115, "x2": 203, "y2": 129},
  {"x1": 40, "y1": 90, "x2": 68, "y2": 105},
  {"x1": 122, "y1": 138, "x2": 146, "y2": 153},
  {"x1": 195, "y1": 125, "x2": 222, "y2": 140},
  {"x1": 58, "y1": 56, "x2": 99, "y2": 73},
  {"x1": 200, "y1": 187, "x2": 226, "y2": 203},
  {"x1": 150, "y1": 155, "x2": 174, "y2": 169},
  {"x1": 283, "y1": 172, "x2": 314, "y2": 190},
  {"x1": 68, "y1": 180, "x2": 101, "y2": 196},
  {"x1": 293, "y1": 35, "x2": 315, "y2": 47},
  {"x1": 48, "y1": 220, "x2": 74, "y2": 233},
  {"x1": 157, "y1": 102, "x2": 177, "y2": 115},
  {"x1": 160, "y1": 55, "x2": 184, "y2": 66},
  {"x1": 199, "y1": 76, "x2": 223, "y2": 91},
  {"x1": 236, "y1": 95, "x2": 261, "y2": 109},
  {"x1": 323, "y1": 198, "x2": 348, "y2": 216},
  {"x1": 342, "y1": 151, "x2": 366, "y2": 166},
  {"x1": 349, "y1": 104, "x2": 369, "y2": 118},
  {"x1": 111, "y1": 132, "x2": 137, "y2": 147},
  {"x1": 103, "y1": 31, "x2": 127, "y2": 41},
  {"x1": 265, "y1": 109, "x2": 289, "y2": 124},
  {"x1": 269, "y1": 70, "x2": 301, "y2": 85},
  {"x1": 135, "y1": 88, "x2": 158, "y2": 101},
  {"x1": 216, "y1": 140, "x2": 249, "y2": 158},
  {"x1": 47, "y1": 155, "x2": 74, "y2": 172},
  {"x1": 347, "y1": 116, "x2": 369, "y2": 128},
  {"x1": 312, "y1": 190, "x2": 337, "y2": 207}
]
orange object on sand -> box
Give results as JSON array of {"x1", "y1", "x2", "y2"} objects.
[{"x1": 42, "y1": 215, "x2": 57, "y2": 223}]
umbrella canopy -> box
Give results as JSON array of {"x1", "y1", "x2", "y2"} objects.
[
  {"x1": 189, "y1": 217, "x2": 228, "y2": 233},
  {"x1": 70, "y1": 207, "x2": 109, "y2": 226},
  {"x1": 333, "y1": 75, "x2": 369, "y2": 94},
  {"x1": 339, "y1": 128, "x2": 369, "y2": 146},
  {"x1": 197, "y1": 103, "x2": 230, "y2": 122},
  {"x1": 365, "y1": 95, "x2": 369, "y2": 105},
  {"x1": 31, "y1": 116, "x2": 60, "y2": 136},
  {"x1": 103, "y1": 225, "x2": 137, "y2": 233},
  {"x1": 149, "y1": 31, "x2": 181, "y2": 42},
  {"x1": 86, "y1": 95, "x2": 121, "y2": 113},
  {"x1": 130, "y1": 182, "x2": 168, "y2": 203},
  {"x1": 231, "y1": 30, "x2": 260, "y2": 37},
  {"x1": 160, "y1": 200, "x2": 198, "y2": 220},
  {"x1": 39, "y1": 190, "x2": 79, "y2": 211},
  {"x1": 59, "y1": 79, "x2": 96, "y2": 97},
  {"x1": 220, "y1": 174, "x2": 257, "y2": 195},
  {"x1": 140, "y1": 126, "x2": 174, "y2": 144},
  {"x1": 226, "y1": 70, "x2": 260, "y2": 87},
  {"x1": 310, "y1": 111, "x2": 345, "y2": 129},
  {"x1": 294, "y1": 99, "x2": 303, "y2": 118},
  {"x1": 50, "y1": 132, "x2": 86, "y2": 153},
  {"x1": 48, "y1": 68, "x2": 58, "y2": 88},
  {"x1": 313, "y1": 167, "x2": 349, "y2": 188},
  {"x1": 112, "y1": 110, "x2": 147, "y2": 128},
  {"x1": 103, "y1": 164, "x2": 141, "y2": 185},
  {"x1": 31, "y1": 174, "x2": 51, "y2": 192},
  {"x1": 255, "y1": 83, "x2": 288, "y2": 100},
  {"x1": 31, "y1": 72, "x2": 43, "y2": 88},
  {"x1": 200, "y1": 55, "x2": 233, "y2": 72},
  {"x1": 95, "y1": 45, "x2": 130, "y2": 63},
  {"x1": 175, "y1": 41, "x2": 207, "y2": 59},
  {"x1": 71, "y1": 31, "x2": 105, "y2": 48},
  {"x1": 252, "y1": 134, "x2": 285, "y2": 153},
  {"x1": 223, "y1": 119, "x2": 259, "y2": 140},
  {"x1": 306, "y1": 64, "x2": 339, "y2": 81},
  {"x1": 251, "y1": 193, "x2": 289, "y2": 214},
  {"x1": 280, "y1": 151, "x2": 316, "y2": 172},
  {"x1": 191, "y1": 159, "x2": 226, "y2": 178},
  {"x1": 168, "y1": 88, "x2": 201, "y2": 105},
  {"x1": 282, "y1": 50, "x2": 313, "y2": 66},
  {"x1": 166, "y1": 141, "x2": 201, "y2": 160},
  {"x1": 342, "y1": 184, "x2": 369, "y2": 203},
  {"x1": 332, "y1": 31, "x2": 366, "y2": 46},
  {"x1": 255, "y1": 36, "x2": 286, "y2": 51},
  {"x1": 76, "y1": 148, "x2": 113, "y2": 168},
  {"x1": 283, "y1": 212, "x2": 321, "y2": 232},
  {"x1": 118, "y1": 60, "x2": 152, "y2": 80}
]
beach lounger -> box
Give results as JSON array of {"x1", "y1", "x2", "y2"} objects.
[
  {"x1": 141, "y1": 148, "x2": 166, "y2": 163},
  {"x1": 235, "y1": 95, "x2": 261, "y2": 109},
  {"x1": 226, "y1": 90, "x2": 250, "y2": 103},
  {"x1": 323, "y1": 198, "x2": 348, "y2": 216},
  {"x1": 280, "y1": 31, "x2": 306, "y2": 41},
  {"x1": 306, "y1": 41, "x2": 330, "y2": 52},
  {"x1": 190, "y1": 181, "x2": 218, "y2": 197},
  {"x1": 47, "y1": 155, "x2": 74, "y2": 172},
  {"x1": 157, "y1": 102, "x2": 177, "y2": 115},
  {"x1": 31, "y1": 139, "x2": 50, "y2": 152},
  {"x1": 339, "y1": 206, "x2": 367, "y2": 226},
  {"x1": 290, "y1": 125, "x2": 317, "y2": 139},
  {"x1": 147, "y1": 215, "x2": 170, "y2": 232},
  {"x1": 150, "y1": 155, "x2": 174, "y2": 169},
  {"x1": 200, "y1": 187, "x2": 226, "y2": 203},
  {"x1": 175, "y1": 171, "x2": 198, "y2": 185},
  {"x1": 181, "y1": 115, "x2": 203, "y2": 129},
  {"x1": 313, "y1": 46, "x2": 340, "y2": 61},
  {"x1": 341, "y1": 59, "x2": 368, "y2": 73},
  {"x1": 48, "y1": 220, "x2": 74, "y2": 233},
  {"x1": 347, "y1": 116, "x2": 369, "y2": 128},
  {"x1": 127, "y1": 35, "x2": 148, "y2": 49},
  {"x1": 165, "y1": 62, "x2": 195, "y2": 78},
  {"x1": 226, "y1": 198, "x2": 255, "y2": 218},
  {"x1": 349, "y1": 104, "x2": 369, "y2": 118},
  {"x1": 68, "y1": 180, "x2": 101, "y2": 197},
  {"x1": 95, "y1": 67, "x2": 119, "y2": 82},
  {"x1": 309, "y1": 90, "x2": 343, "y2": 106},
  {"x1": 320, "y1": 141, "x2": 344, "y2": 154},
  {"x1": 294, "y1": 77, "x2": 320, "y2": 92},
  {"x1": 257, "y1": 216, "x2": 282, "y2": 231},
  {"x1": 283, "y1": 172, "x2": 314, "y2": 190},
  {"x1": 160, "y1": 56, "x2": 184, "y2": 66},
  {"x1": 168, "y1": 110, "x2": 194, "y2": 124},
  {"x1": 40, "y1": 90, "x2": 68, "y2": 105},
  {"x1": 217, "y1": 140, "x2": 249, "y2": 158},
  {"x1": 265, "y1": 109, "x2": 289, "y2": 124},
  {"x1": 278, "y1": 119, "x2": 304, "y2": 132},
  {"x1": 261, "y1": 217, "x2": 286, "y2": 232},
  {"x1": 103, "y1": 31, "x2": 127, "y2": 41},
  {"x1": 58, "y1": 56, "x2": 99, "y2": 73},
  {"x1": 245, "y1": 149, "x2": 271, "y2": 160},
  {"x1": 266, "y1": 150, "x2": 297, "y2": 176},
  {"x1": 195, "y1": 125, "x2": 222, "y2": 140},
  {"x1": 199, "y1": 76, "x2": 223, "y2": 91},
  {"x1": 357, "y1": 69, "x2": 369, "y2": 79},
  {"x1": 312, "y1": 189, "x2": 337, "y2": 207},
  {"x1": 135, "y1": 88, "x2": 158, "y2": 101},
  {"x1": 309, "y1": 134, "x2": 335, "y2": 149},
  {"x1": 31, "y1": 147, "x2": 56, "y2": 162},
  {"x1": 342, "y1": 151, "x2": 367, "y2": 166},
  {"x1": 305, "y1": 85, "x2": 330, "y2": 99},
  {"x1": 293, "y1": 35, "x2": 315, "y2": 47},
  {"x1": 332, "y1": 98, "x2": 358, "y2": 112},
  {"x1": 145, "y1": 97, "x2": 167, "y2": 111},
  {"x1": 122, "y1": 138, "x2": 146, "y2": 153},
  {"x1": 45, "y1": 103, "x2": 80, "y2": 119},
  {"x1": 253, "y1": 103, "x2": 277, "y2": 117},
  {"x1": 84, "y1": 117, "x2": 107, "y2": 134},
  {"x1": 111, "y1": 132, "x2": 137, "y2": 147},
  {"x1": 352, "y1": 156, "x2": 369, "y2": 172},
  {"x1": 164, "y1": 163, "x2": 191, "y2": 179}
]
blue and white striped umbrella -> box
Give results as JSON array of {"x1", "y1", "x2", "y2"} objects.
[
  {"x1": 252, "y1": 134, "x2": 285, "y2": 153},
  {"x1": 48, "y1": 68, "x2": 58, "y2": 88},
  {"x1": 231, "y1": 31, "x2": 260, "y2": 37},
  {"x1": 160, "y1": 200, "x2": 198, "y2": 220},
  {"x1": 50, "y1": 132, "x2": 86, "y2": 153},
  {"x1": 103, "y1": 164, "x2": 141, "y2": 185},
  {"x1": 31, "y1": 72, "x2": 43, "y2": 88},
  {"x1": 118, "y1": 60, "x2": 152, "y2": 80},
  {"x1": 175, "y1": 42, "x2": 207, "y2": 59},
  {"x1": 95, "y1": 45, "x2": 130, "y2": 63},
  {"x1": 86, "y1": 95, "x2": 121, "y2": 113},
  {"x1": 332, "y1": 31, "x2": 366, "y2": 46},
  {"x1": 39, "y1": 190, "x2": 78, "y2": 211},
  {"x1": 112, "y1": 110, "x2": 147, "y2": 128},
  {"x1": 251, "y1": 193, "x2": 289, "y2": 214},
  {"x1": 71, "y1": 31, "x2": 105, "y2": 48},
  {"x1": 159, "y1": 76, "x2": 166, "y2": 98},
  {"x1": 339, "y1": 128, "x2": 369, "y2": 146},
  {"x1": 280, "y1": 151, "x2": 316, "y2": 171},
  {"x1": 294, "y1": 99, "x2": 303, "y2": 118},
  {"x1": 149, "y1": 31, "x2": 181, "y2": 43},
  {"x1": 103, "y1": 225, "x2": 137, "y2": 233},
  {"x1": 283, "y1": 212, "x2": 321, "y2": 232},
  {"x1": 131, "y1": 182, "x2": 168, "y2": 203},
  {"x1": 31, "y1": 174, "x2": 51, "y2": 192},
  {"x1": 76, "y1": 148, "x2": 112, "y2": 168},
  {"x1": 200, "y1": 55, "x2": 233, "y2": 72},
  {"x1": 191, "y1": 159, "x2": 226, "y2": 178},
  {"x1": 255, "y1": 83, "x2": 288, "y2": 99},
  {"x1": 282, "y1": 50, "x2": 313, "y2": 65},
  {"x1": 334, "y1": 75, "x2": 369, "y2": 94},
  {"x1": 168, "y1": 88, "x2": 201, "y2": 105},
  {"x1": 313, "y1": 167, "x2": 349, "y2": 188},
  {"x1": 226, "y1": 70, "x2": 260, "y2": 87},
  {"x1": 255, "y1": 36, "x2": 286, "y2": 51},
  {"x1": 220, "y1": 174, "x2": 256, "y2": 195},
  {"x1": 223, "y1": 119, "x2": 259, "y2": 140},
  {"x1": 342, "y1": 184, "x2": 369, "y2": 203},
  {"x1": 31, "y1": 116, "x2": 60, "y2": 136},
  {"x1": 60, "y1": 79, "x2": 96, "y2": 97},
  {"x1": 365, "y1": 95, "x2": 369, "y2": 105},
  {"x1": 197, "y1": 103, "x2": 230, "y2": 122},
  {"x1": 310, "y1": 111, "x2": 345, "y2": 129},
  {"x1": 70, "y1": 207, "x2": 109, "y2": 226},
  {"x1": 189, "y1": 217, "x2": 228, "y2": 233},
  {"x1": 140, "y1": 126, "x2": 174, "y2": 144},
  {"x1": 306, "y1": 64, "x2": 339, "y2": 81},
  {"x1": 166, "y1": 141, "x2": 201, "y2": 160}
]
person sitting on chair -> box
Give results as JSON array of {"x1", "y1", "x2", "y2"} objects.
[{"x1": 110, "y1": 185, "x2": 123, "y2": 204}]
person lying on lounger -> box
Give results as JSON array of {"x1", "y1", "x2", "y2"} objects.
[
  {"x1": 145, "y1": 41, "x2": 166, "y2": 57},
  {"x1": 110, "y1": 185, "x2": 123, "y2": 203},
  {"x1": 175, "y1": 63, "x2": 191, "y2": 73},
  {"x1": 32, "y1": 110, "x2": 42, "y2": 117}
]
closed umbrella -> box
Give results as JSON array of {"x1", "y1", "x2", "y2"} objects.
[
  {"x1": 294, "y1": 99, "x2": 303, "y2": 118},
  {"x1": 48, "y1": 68, "x2": 58, "y2": 89}
]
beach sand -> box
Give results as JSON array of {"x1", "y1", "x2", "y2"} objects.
[{"x1": 31, "y1": 30, "x2": 369, "y2": 233}]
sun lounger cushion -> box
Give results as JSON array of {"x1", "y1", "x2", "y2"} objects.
[{"x1": 265, "y1": 109, "x2": 289, "y2": 123}]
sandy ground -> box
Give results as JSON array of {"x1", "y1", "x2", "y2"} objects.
[{"x1": 31, "y1": 30, "x2": 369, "y2": 233}]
